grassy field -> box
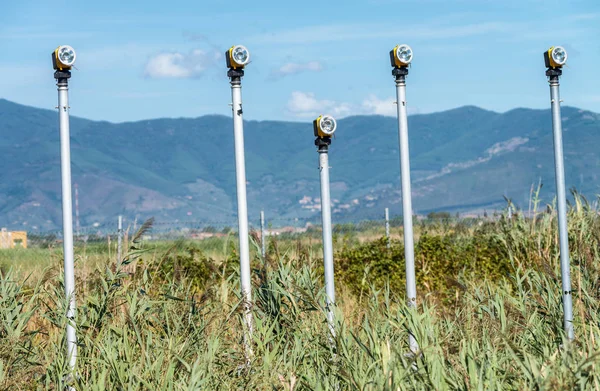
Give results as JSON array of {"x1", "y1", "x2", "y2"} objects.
[{"x1": 1, "y1": 198, "x2": 600, "y2": 389}]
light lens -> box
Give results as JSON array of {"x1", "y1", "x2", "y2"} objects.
[
  {"x1": 319, "y1": 115, "x2": 337, "y2": 135},
  {"x1": 232, "y1": 45, "x2": 250, "y2": 66},
  {"x1": 58, "y1": 45, "x2": 76, "y2": 66},
  {"x1": 395, "y1": 44, "x2": 413, "y2": 65},
  {"x1": 551, "y1": 46, "x2": 567, "y2": 66}
]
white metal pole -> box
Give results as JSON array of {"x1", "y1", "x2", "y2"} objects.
[
  {"x1": 56, "y1": 74, "x2": 77, "y2": 371},
  {"x1": 117, "y1": 215, "x2": 123, "y2": 265},
  {"x1": 318, "y1": 144, "x2": 336, "y2": 337},
  {"x1": 229, "y1": 74, "x2": 254, "y2": 349},
  {"x1": 385, "y1": 207, "x2": 390, "y2": 249},
  {"x1": 260, "y1": 210, "x2": 266, "y2": 259},
  {"x1": 395, "y1": 72, "x2": 419, "y2": 354},
  {"x1": 549, "y1": 74, "x2": 574, "y2": 340}
]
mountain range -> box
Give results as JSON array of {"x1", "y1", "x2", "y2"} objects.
[{"x1": 1, "y1": 98, "x2": 599, "y2": 231}]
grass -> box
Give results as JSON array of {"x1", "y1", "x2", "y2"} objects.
[{"x1": 1, "y1": 196, "x2": 600, "y2": 389}]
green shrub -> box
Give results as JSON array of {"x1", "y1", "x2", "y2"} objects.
[
  {"x1": 336, "y1": 228, "x2": 511, "y2": 298},
  {"x1": 154, "y1": 243, "x2": 219, "y2": 291}
]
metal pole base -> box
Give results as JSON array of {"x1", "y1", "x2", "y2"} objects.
[
  {"x1": 315, "y1": 137, "x2": 331, "y2": 150},
  {"x1": 546, "y1": 68, "x2": 563, "y2": 78},
  {"x1": 227, "y1": 68, "x2": 245, "y2": 79},
  {"x1": 54, "y1": 70, "x2": 72, "y2": 80},
  {"x1": 392, "y1": 66, "x2": 409, "y2": 79}
]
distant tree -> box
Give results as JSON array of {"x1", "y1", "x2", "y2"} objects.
[
  {"x1": 221, "y1": 226, "x2": 232, "y2": 234},
  {"x1": 427, "y1": 211, "x2": 451, "y2": 220},
  {"x1": 203, "y1": 226, "x2": 217, "y2": 233}
]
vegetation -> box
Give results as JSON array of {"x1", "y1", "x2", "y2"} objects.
[{"x1": 1, "y1": 197, "x2": 600, "y2": 389}]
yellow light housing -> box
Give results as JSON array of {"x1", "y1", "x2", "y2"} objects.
[
  {"x1": 313, "y1": 115, "x2": 337, "y2": 138},
  {"x1": 544, "y1": 46, "x2": 567, "y2": 68},
  {"x1": 390, "y1": 44, "x2": 413, "y2": 68},
  {"x1": 52, "y1": 45, "x2": 76, "y2": 70},
  {"x1": 226, "y1": 45, "x2": 250, "y2": 69}
]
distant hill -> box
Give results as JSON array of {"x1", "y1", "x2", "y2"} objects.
[{"x1": 1, "y1": 98, "x2": 599, "y2": 231}]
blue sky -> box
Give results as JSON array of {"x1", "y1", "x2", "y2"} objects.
[{"x1": 1, "y1": 0, "x2": 598, "y2": 123}]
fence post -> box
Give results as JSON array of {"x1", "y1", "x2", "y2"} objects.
[
  {"x1": 117, "y1": 215, "x2": 123, "y2": 266},
  {"x1": 385, "y1": 207, "x2": 390, "y2": 249},
  {"x1": 260, "y1": 210, "x2": 266, "y2": 259}
]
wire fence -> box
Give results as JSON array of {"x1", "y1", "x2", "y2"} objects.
[{"x1": 12, "y1": 208, "x2": 503, "y2": 250}]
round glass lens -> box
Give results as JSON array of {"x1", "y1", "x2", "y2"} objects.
[
  {"x1": 397, "y1": 45, "x2": 412, "y2": 64},
  {"x1": 321, "y1": 116, "x2": 336, "y2": 134},
  {"x1": 233, "y1": 46, "x2": 249, "y2": 65},
  {"x1": 59, "y1": 46, "x2": 75, "y2": 65},
  {"x1": 552, "y1": 47, "x2": 567, "y2": 65}
]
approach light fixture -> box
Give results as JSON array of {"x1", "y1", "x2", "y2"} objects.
[
  {"x1": 390, "y1": 44, "x2": 413, "y2": 68},
  {"x1": 226, "y1": 45, "x2": 250, "y2": 69},
  {"x1": 544, "y1": 46, "x2": 567, "y2": 68},
  {"x1": 313, "y1": 115, "x2": 337, "y2": 138},
  {"x1": 543, "y1": 43, "x2": 573, "y2": 340},
  {"x1": 52, "y1": 45, "x2": 76, "y2": 70}
]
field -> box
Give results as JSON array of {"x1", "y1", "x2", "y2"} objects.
[{"x1": 1, "y1": 197, "x2": 600, "y2": 390}]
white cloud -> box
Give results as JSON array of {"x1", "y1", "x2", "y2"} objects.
[
  {"x1": 286, "y1": 92, "x2": 352, "y2": 118},
  {"x1": 144, "y1": 49, "x2": 220, "y2": 79},
  {"x1": 271, "y1": 61, "x2": 323, "y2": 78},
  {"x1": 287, "y1": 91, "x2": 416, "y2": 119},
  {"x1": 361, "y1": 94, "x2": 397, "y2": 116}
]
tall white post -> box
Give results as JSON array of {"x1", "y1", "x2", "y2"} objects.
[
  {"x1": 394, "y1": 68, "x2": 419, "y2": 354},
  {"x1": 548, "y1": 71, "x2": 574, "y2": 340},
  {"x1": 228, "y1": 71, "x2": 254, "y2": 351},
  {"x1": 56, "y1": 72, "x2": 77, "y2": 371},
  {"x1": 317, "y1": 142, "x2": 336, "y2": 337}
]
